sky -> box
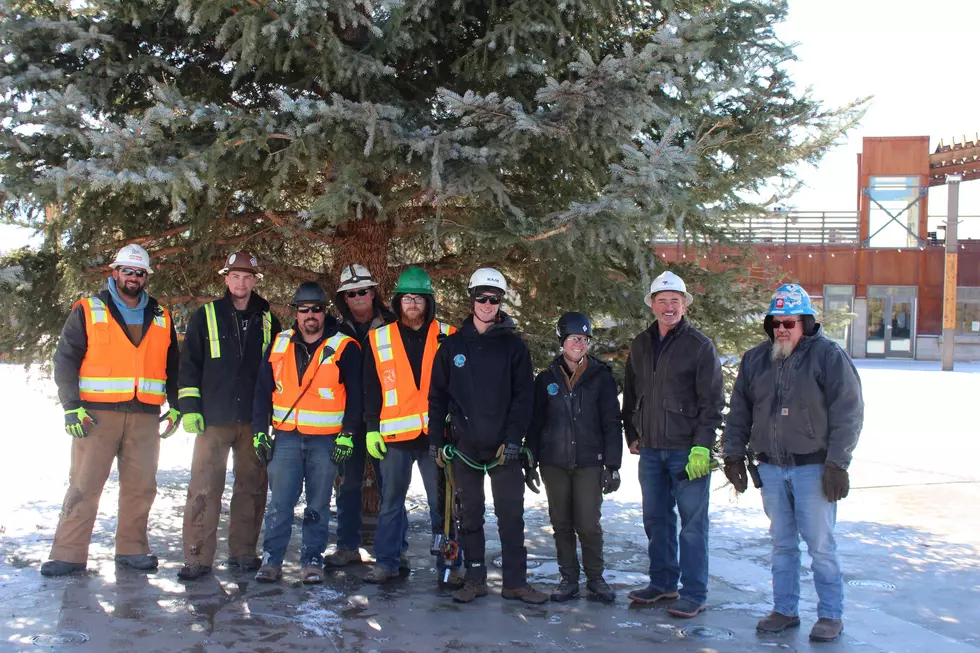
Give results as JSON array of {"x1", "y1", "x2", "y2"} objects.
[
  {"x1": 775, "y1": 0, "x2": 980, "y2": 228},
  {"x1": 2, "y1": 0, "x2": 978, "y2": 253}
]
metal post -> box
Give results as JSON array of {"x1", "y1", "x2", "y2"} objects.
[{"x1": 941, "y1": 175, "x2": 961, "y2": 371}]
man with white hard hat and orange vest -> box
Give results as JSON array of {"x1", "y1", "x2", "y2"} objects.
[
  {"x1": 251, "y1": 281, "x2": 363, "y2": 584},
  {"x1": 361, "y1": 267, "x2": 456, "y2": 584},
  {"x1": 176, "y1": 251, "x2": 282, "y2": 581},
  {"x1": 622, "y1": 270, "x2": 724, "y2": 618},
  {"x1": 428, "y1": 268, "x2": 547, "y2": 605},
  {"x1": 43, "y1": 244, "x2": 181, "y2": 577}
]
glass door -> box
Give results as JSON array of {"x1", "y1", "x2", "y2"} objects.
[{"x1": 866, "y1": 291, "x2": 915, "y2": 358}]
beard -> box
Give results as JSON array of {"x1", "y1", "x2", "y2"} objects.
[
  {"x1": 401, "y1": 311, "x2": 424, "y2": 329},
  {"x1": 118, "y1": 281, "x2": 143, "y2": 298},
  {"x1": 301, "y1": 318, "x2": 321, "y2": 336},
  {"x1": 771, "y1": 339, "x2": 795, "y2": 361}
]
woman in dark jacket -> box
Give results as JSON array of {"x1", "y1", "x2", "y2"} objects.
[{"x1": 526, "y1": 312, "x2": 623, "y2": 603}]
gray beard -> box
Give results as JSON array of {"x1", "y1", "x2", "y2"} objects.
[{"x1": 771, "y1": 340, "x2": 794, "y2": 361}]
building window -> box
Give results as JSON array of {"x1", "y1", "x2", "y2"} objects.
[
  {"x1": 867, "y1": 176, "x2": 921, "y2": 248},
  {"x1": 819, "y1": 285, "x2": 855, "y2": 351},
  {"x1": 956, "y1": 302, "x2": 980, "y2": 335}
]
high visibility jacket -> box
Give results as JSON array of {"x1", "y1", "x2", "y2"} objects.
[
  {"x1": 370, "y1": 320, "x2": 456, "y2": 442},
  {"x1": 76, "y1": 297, "x2": 172, "y2": 405},
  {"x1": 269, "y1": 329, "x2": 358, "y2": 435}
]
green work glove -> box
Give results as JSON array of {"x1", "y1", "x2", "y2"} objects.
[
  {"x1": 254, "y1": 431, "x2": 273, "y2": 464},
  {"x1": 183, "y1": 412, "x2": 205, "y2": 434},
  {"x1": 333, "y1": 432, "x2": 354, "y2": 463},
  {"x1": 64, "y1": 407, "x2": 98, "y2": 438},
  {"x1": 366, "y1": 431, "x2": 386, "y2": 460},
  {"x1": 159, "y1": 408, "x2": 182, "y2": 439},
  {"x1": 685, "y1": 446, "x2": 712, "y2": 480}
]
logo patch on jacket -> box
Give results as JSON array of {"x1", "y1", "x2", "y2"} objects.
[
  {"x1": 453, "y1": 354, "x2": 466, "y2": 368},
  {"x1": 547, "y1": 382, "x2": 559, "y2": 396},
  {"x1": 781, "y1": 408, "x2": 789, "y2": 416},
  {"x1": 382, "y1": 368, "x2": 397, "y2": 390}
]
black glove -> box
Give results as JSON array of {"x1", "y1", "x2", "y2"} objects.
[
  {"x1": 601, "y1": 467, "x2": 621, "y2": 494},
  {"x1": 520, "y1": 448, "x2": 540, "y2": 494},
  {"x1": 332, "y1": 432, "x2": 354, "y2": 463},
  {"x1": 253, "y1": 431, "x2": 274, "y2": 465},
  {"x1": 724, "y1": 456, "x2": 748, "y2": 494},
  {"x1": 822, "y1": 462, "x2": 849, "y2": 502}
]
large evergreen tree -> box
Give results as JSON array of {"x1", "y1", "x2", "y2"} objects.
[{"x1": 0, "y1": 0, "x2": 864, "y2": 371}]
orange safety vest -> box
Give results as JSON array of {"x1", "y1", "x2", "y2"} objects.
[
  {"x1": 76, "y1": 297, "x2": 171, "y2": 405},
  {"x1": 370, "y1": 320, "x2": 456, "y2": 442},
  {"x1": 269, "y1": 330, "x2": 358, "y2": 436}
]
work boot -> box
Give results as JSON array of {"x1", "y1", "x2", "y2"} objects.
[
  {"x1": 440, "y1": 568, "x2": 466, "y2": 589},
  {"x1": 40, "y1": 560, "x2": 86, "y2": 577},
  {"x1": 452, "y1": 579, "x2": 489, "y2": 603},
  {"x1": 226, "y1": 556, "x2": 261, "y2": 572},
  {"x1": 177, "y1": 564, "x2": 212, "y2": 581},
  {"x1": 550, "y1": 577, "x2": 580, "y2": 602},
  {"x1": 667, "y1": 598, "x2": 706, "y2": 618},
  {"x1": 364, "y1": 565, "x2": 399, "y2": 584},
  {"x1": 587, "y1": 576, "x2": 616, "y2": 603},
  {"x1": 301, "y1": 563, "x2": 324, "y2": 584},
  {"x1": 501, "y1": 583, "x2": 549, "y2": 604},
  {"x1": 115, "y1": 554, "x2": 159, "y2": 571},
  {"x1": 809, "y1": 618, "x2": 843, "y2": 642},
  {"x1": 627, "y1": 585, "x2": 679, "y2": 604},
  {"x1": 254, "y1": 564, "x2": 282, "y2": 583},
  {"x1": 324, "y1": 548, "x2": 362, "y2": 568},
  {"x1": 399, "y1": 552, "x2": 410, "y2": 570},
  {"x1": 756, "y1": 611, "x2": 801, "y2": 633}
]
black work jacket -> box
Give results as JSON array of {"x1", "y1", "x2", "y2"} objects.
[
  {"x1": 177, "y1": 291, "x2": 281, "y2": 426},
  {"x1": 622, "y1": 317, "x2": 725, "y2": 450},
  {"x1": 427, "y1": 313, "x2": 534, "y2": 462},
  {"x1": 527, "y1": 355, "x2": 623, "y2": 470}
]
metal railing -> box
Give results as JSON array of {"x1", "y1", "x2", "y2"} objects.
[{"x1": 719, "y1": 211, "x2": 860, "y2": 245}]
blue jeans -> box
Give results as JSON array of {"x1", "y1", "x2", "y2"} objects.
[
  {"x1": 758, "y1": 463, "x2": 843, "y2": 619},
  {"x1": 638, "y1": 447, "x2": 710, "y2": 604},
  {"x1": 374, "y1": 446, "x2": 440, "y2": 571},
  {"x1": 334, "y1": 431, "x2": 383, "y2": 551},
  {"x1": 261, "y1": 432, "x2": 338, "y2": 566}
]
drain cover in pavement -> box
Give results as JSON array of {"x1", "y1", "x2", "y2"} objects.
[
  {"x1": 31, "y1": 632, "x2": 90, "y2": 647},
  {"x1": 847, "y1": 579, "x2": 895, "y2": 591},
  {"x1": 679, "y1": 626, "x2": 735, "y2": 640}
]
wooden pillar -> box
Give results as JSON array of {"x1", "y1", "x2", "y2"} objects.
[{"x1": 942, "y1": 176, "x2": 961, "y2": 371}]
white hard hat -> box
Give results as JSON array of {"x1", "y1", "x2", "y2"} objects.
[
  {"x1": 337, "y1": 263, "x2": 379, "y2": 293},
  {"x1": 111, "y1": 244, "x2": 153, "y2": 274},
  {"x1": 468, "y1": 267, "x2": 507, "y2": 294},
  {"x1": 645, "y1": 270, "x2": 692, "y2": 307}
]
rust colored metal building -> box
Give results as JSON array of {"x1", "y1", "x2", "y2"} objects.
[{"x1": 659, "y1": 136, "x2": 980, "y2": 361}]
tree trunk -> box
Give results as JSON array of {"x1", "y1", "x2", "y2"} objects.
[{"x1": 328, "y1": 211, "x2": 394, "y2": 295}]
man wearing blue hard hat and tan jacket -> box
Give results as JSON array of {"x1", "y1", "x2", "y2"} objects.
[{"x1": 722, "y1": 283, "x2": 864, "y2": 643}]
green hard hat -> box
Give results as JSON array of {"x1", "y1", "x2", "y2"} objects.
[{"x1": 394, "y1": 266, "x2": 434, "y2": 295}]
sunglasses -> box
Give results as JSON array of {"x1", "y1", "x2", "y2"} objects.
[
  {"x1": 474, "y1": 294, "x2": 502, "y2": 305},
  {"x1": 297, "y1": 305, "x2": 326, "y2": 314},
  {"x1": 772, "y1": 319, "x2": 798, "y2": 330},
  {"x1": 346, "y1": 289, "x2": 371, "y2": 298},
  {"x1": 118, "y1": 267, "x2": 147, "y2": 278}
]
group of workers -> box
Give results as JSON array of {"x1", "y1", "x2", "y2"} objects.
[{"x1": 41, "y1": 242, "x2": 864, "y2": 643}]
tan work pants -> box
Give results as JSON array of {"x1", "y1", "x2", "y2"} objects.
[
  {"x1": 49, "y1": 410, "x2": 160, "y2": 564},
  {"x1": 182, "y1": 422, "x2": 268, "y2": 565}
]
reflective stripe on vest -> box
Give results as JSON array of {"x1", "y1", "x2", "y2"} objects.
[
  {"x1": 271, "y1": 331, "x2": 291, "y2": 354},
  {"x1": 262, "y1": 311, "x2": 272, "y2": 351},
  {"x1": 75, "y1": 297, "x2": 172, "y2": 405},
  {"x1": 204, "y1": 303, "x2": 220, "y2": 358},
  {"x1": 371, "y1": 320, "x2": 455, "y2": 441}
]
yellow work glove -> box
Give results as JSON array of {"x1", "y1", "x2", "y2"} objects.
[{"x1": 366, "y1": 431, "x2": 387, "y2": 460}]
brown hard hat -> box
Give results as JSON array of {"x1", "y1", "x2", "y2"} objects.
[{"x1": 219, "y1": 251, "x2": 263, "y2": 278}]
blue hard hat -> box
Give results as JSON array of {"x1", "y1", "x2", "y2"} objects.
[{"x1": 767, "y1": 283, "x2": 818, "y2": 316}]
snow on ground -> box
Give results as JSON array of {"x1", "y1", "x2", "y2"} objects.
[{"x1": 0, "y1": 360, "x2": 978, "y2": 652}]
